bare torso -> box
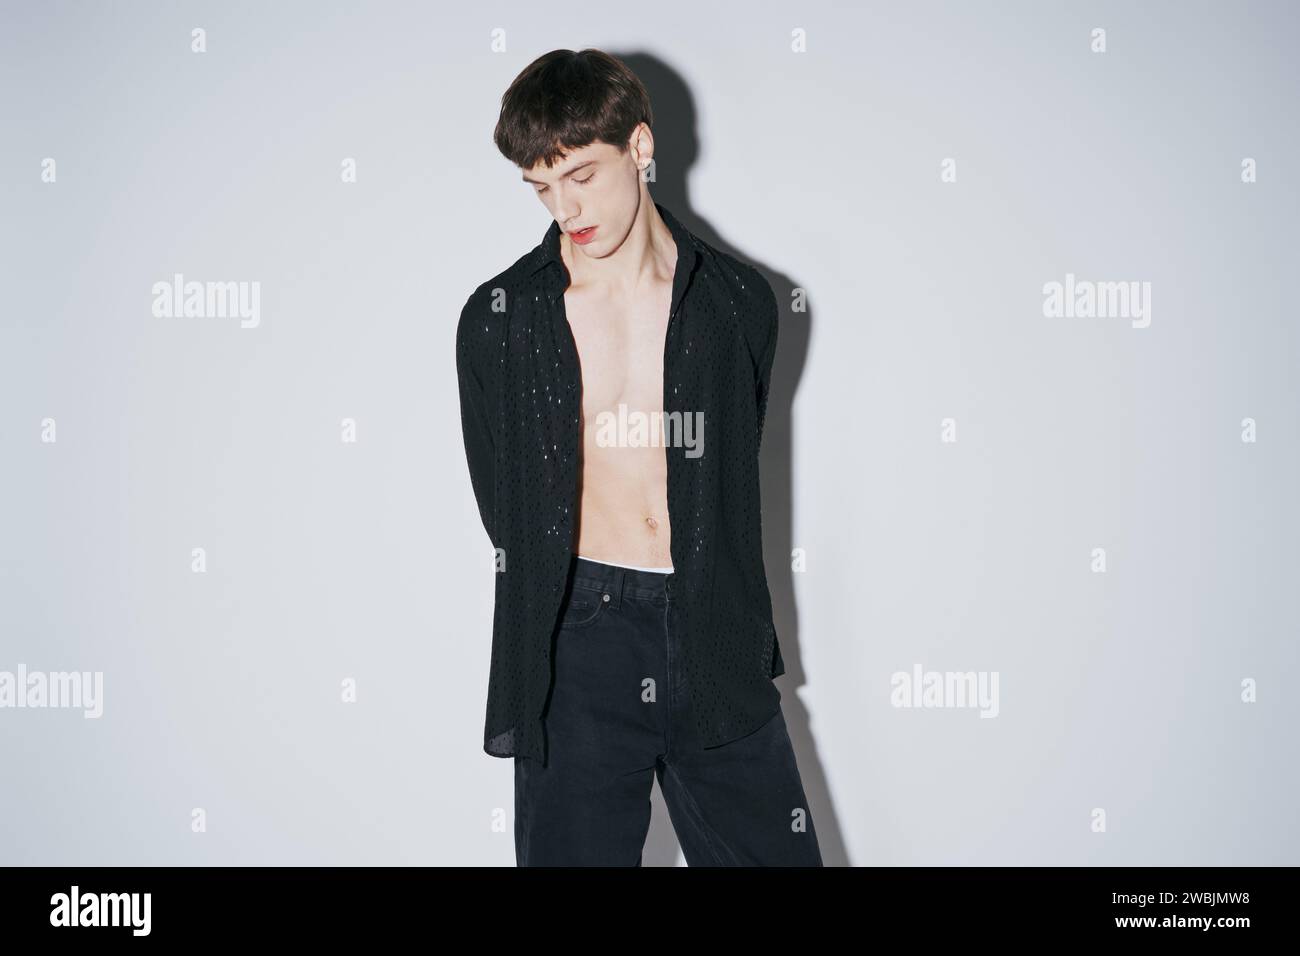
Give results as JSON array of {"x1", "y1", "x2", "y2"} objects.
[{"x1": 562, "y1": 236, "x2": 677, "y2": 568}]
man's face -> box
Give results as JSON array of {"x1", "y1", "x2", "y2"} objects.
[{"x1": 521, "y1": 137, "x2": 644, "y2": 258}]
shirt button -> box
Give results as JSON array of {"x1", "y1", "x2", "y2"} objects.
[{"x1": 602, "y1": 593, "x2": 611, "y2": 602}]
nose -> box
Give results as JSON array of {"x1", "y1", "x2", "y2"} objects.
[{"x1": 553, "y1": 196, "x2": 579, "y2": 226}]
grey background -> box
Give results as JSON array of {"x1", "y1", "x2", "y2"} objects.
[{"x1": 1, "y1": 0, "x2": 1296, "y2": 866}]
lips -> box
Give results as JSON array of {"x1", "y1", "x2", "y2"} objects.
[{"x1": 569, "y1": 225, "x2": 598, "y2": 245}]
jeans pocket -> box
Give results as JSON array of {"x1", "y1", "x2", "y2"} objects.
[{"x1": 560, "y1": 586, "x2": 610, "y2": 630}]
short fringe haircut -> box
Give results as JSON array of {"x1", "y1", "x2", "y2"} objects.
[{"x1": 494, "y1": 48, "x2": 654, "y2": 171}]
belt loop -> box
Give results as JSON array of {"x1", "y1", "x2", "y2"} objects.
[{"x1": 606, "y1": 564, "x2": 625, "y2": 610}]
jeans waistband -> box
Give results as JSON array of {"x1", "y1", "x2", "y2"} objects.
[{"x1": 568, "y1": 554, "x2": 671, "y2": 605}]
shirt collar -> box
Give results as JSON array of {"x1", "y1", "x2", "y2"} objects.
[{"x1": 528, "y1": 200, "x2": 701, "y2": 316}]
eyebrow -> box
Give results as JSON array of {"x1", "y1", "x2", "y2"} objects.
[{"x1": 521, "y1": 160, "x2": 597, "y2": 185}]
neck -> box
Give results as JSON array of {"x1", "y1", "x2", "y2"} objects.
[{"x1": 561, "y1": 194, "x2": 676, "y2": 297}]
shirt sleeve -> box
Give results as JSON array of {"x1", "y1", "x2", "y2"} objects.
[
  {"x1": 755, "y1": 279, "x2": 779, "y2": 453},
  {"x1": 455, "y1": 287, "x2": 499, "y2": 547}
]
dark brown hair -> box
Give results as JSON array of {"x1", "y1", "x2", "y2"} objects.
[{"x1": 493, "y1": 49, "x2": 653, "y2": 171}]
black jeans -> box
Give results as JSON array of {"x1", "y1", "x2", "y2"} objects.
[{"x1": 514, "y1": 556, "x2": 823, "y2": 866}]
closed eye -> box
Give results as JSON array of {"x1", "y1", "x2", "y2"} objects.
[{"x1": 534, "y1": 172, "x2": 595, "y2": 194}]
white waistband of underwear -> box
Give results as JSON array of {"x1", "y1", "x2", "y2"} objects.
[{"x1": 577, "y1": 554, "x2": 675, "y2": 574}]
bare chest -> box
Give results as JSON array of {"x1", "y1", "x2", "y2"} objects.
[{"x1": 563, "y1": 280, "x2": 674, "y2": 417}]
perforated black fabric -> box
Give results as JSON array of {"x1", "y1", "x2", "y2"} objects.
[{"x1": 455, "y1": 200, "x2": 785, "y2": 766}]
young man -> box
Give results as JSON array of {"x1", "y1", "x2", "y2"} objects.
[{"x1": 456, "y1": 48, "x2": 822, "y2": 866}]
